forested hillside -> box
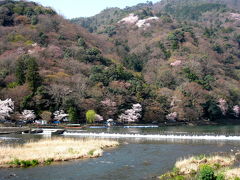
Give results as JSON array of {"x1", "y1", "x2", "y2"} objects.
[
  {"x1": 72, "y1": 0, "x2": 240, "y2": 123},
  {"x1": 71, "y1": 2, "x2": 154, "y2": 34},
  {"x1": 0, "y1": 0, "x2": 121, "y2": 123},
  {"x1": 0, "y1": 0, "x2": 240, "y2": 124}
]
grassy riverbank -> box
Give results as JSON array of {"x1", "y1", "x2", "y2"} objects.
[
  {"x1": 159, "y1": 153, "x2": 240, "y2": 180},
  {"x1": 0, "y1": 138, "x2": 119, "y2": 168}
]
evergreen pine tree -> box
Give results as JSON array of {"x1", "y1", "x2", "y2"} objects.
[
  {"x1": 25, "y1": 56, "x2": 41, "y2": 91},
  {"x1": 68, "y1": 107, "x2": 78, "y2": 123},
  {"x1": 15, "y1": 58, "x2": 26, "y2": 85}
]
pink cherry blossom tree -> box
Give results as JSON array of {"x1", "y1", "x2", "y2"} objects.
[
  {"x1": 21, "y1": 110, "x2": 36, "y2": 121},
  {"x1": 0, "y1": 99, "x2": 14, "y2": 120},
  {"x1": 166, "y1": 112, "x2": 177, "y2": 121},
  {"x1": 118, "y1": 104, "x2": 142, "y2": 123},
  {"x1": 218, "y1": 98, "x2": 228, "y2": 115},
  {"x1": 95, "y1": 114, "x2": 104, "y2": 122},
  {"x1": 170, "y1": 60, "x2": 182, "y2": 67},
  {"x1": 233, "y1": 105, "x2": 240, "y2": 117},
  {"x1": 53, "y1": 110, "x2": 69, "y2": 122}
]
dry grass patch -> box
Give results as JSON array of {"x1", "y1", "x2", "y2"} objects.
[
  {"x1": 175, "y1": 155, "x2": 236, "y2": 174},
  {"x1": 225, "y1": 168, "x2": 240, "y2": 180},
  {"x1": 0, "y1": 138, "x2": 119, "y2": 168},
  {"x1": 159, "y1": 154, "x2": 239, "y2": 180}
]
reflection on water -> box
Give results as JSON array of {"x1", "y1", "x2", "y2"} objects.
[{"x1": 0, "y1": 125, "x2": 240, "y2": 180}]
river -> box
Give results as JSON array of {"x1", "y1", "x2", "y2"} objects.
[{"x1": 0, "y1": 125, "x2": 240, "y2": 180}]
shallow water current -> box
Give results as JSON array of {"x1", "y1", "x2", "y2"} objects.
[{"x1": 0, "y1": 125, "x2": 240, "y2": 180}]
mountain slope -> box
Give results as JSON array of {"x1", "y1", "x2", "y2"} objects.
[
  {"x1": 71, "y1": 0, "x2": 240, "y2": 122},
  {"x1": 0, "y1": 0, "x2": 123, "y2": 122},
  {"x1": 1, "y1": 0, "x2": 240, "y2": 124},
  {"x1": 71, "y1": 1, "x2": 154, "y2": 34}
]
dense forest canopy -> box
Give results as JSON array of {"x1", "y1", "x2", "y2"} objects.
[{"x1": 0, "y1": 0, "x2": 240, "y2": 124}]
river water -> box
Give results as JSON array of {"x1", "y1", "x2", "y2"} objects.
[{"x1": 0, "y1": 125, "x2": 240, "y2": 180}]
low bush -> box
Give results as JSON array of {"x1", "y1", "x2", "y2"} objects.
[
  {"x1": 10, "y1": 159, "x2": 39, "y2": 167},
  {"x1": 198, "y1": 165, "x2": 216, "y2": 180},
  {"x1": 88, "y1": 150, "x2": 95, "y2": 156},
  {"x1": 44, "y1": 158, "x2": 53, "y2": 165},
  {"x1": 216, "y1": 174, "x2": 225, "y2": 180},
  {"x1": 7, "y1": 82, "x2": 18, "y2": 89}
]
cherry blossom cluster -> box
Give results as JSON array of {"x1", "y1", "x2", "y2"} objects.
[
  {"x1": 170, "y1": 60, "x2": 182, "y2": 67},
  {"x1": 53, "y1": 110, "x2": 68, "y2": 121},
  {"x1": 166, "y1": 112, "x2": 177, "y2": 121},
  {"x1": 95, "y1": 114, "x2": 104, "y2": 122},
  {"x1": 101, "y1": 99, "x2": 117, "y2": 107},
  {"x1": 218, "y1": 98, "x2": 228, "y2": 115},
  {"x1": 118, "y1": 104, "x2": 142, "y2": 123},
  {"x1": 0, "y1": 99, "x2": 14, "y2": 120},
  {"x1": 21, "y1": 110, "x2": 36, "y2": 121},
  {"x1": 118, "y1": 13, "x2": 159, "y2": 29},
  {"x1": 233, "y1": 105, "x2": 240, "y2": 117}
]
